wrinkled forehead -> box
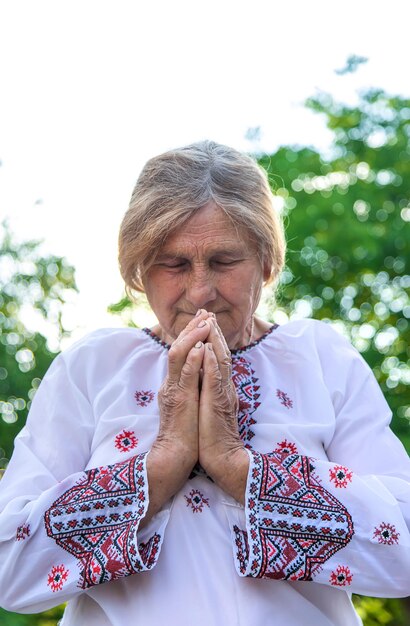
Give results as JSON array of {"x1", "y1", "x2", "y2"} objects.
[{"x1": 159, "y1": 202, "x2": 257, "y2": 255}]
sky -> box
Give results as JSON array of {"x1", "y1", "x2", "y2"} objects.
[{"x1": 0, "y1": 0, "x2": 409, "y2": 347}]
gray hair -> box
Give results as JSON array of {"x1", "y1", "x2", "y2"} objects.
[{"x1": 118, "y1": 140, "x2": 285, "y2": 293}]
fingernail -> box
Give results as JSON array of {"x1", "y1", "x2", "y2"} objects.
[
  {"x1": 195, "y1": 309, "x2": 202, "y2": 317},
  {"x1": 197, "y1": 320, "x2": 207, "y2": 328},
  {"x1": 195, "y1": 341, "x2": 203, "y2": 348}
]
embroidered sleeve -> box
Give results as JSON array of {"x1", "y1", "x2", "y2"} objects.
[
  {"x1": 229, "y1": 448, "x2": 410, "y2": 596},
  {"x1": 225, "y1": 323, "x2": 410, "y2": 596},
  {"x1": 231, "y1": 450, "x2": 354, "y2": 581},
  {"x1": 0, "y1": 450, "x2": 167, "y2": 613},
  {"x1": 44, "y1": 453, "x2": 162, "y2": 589},
  {"x1": 0, "y1": 343, "x2": 169, "y2": 613},
  {"x1": 0, "y1": 442, "x2": 169, "y2": 612}
]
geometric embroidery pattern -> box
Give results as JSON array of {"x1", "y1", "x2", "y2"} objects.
[
  {"x1": 134, "y1": 390, "x2": 155, "y2": 407},
  {"x1": 329, "y1": 564, "x2": 353, "y2": 586},
  {"x1": 115, "y1": 429, "x2": 138, "y2": 453},
  {"x1": 44, "y1": 453, "x2": 160, "y2": 589},
  {"x1": 373, "y1": 522, "x2": 400, "y2": 545},
  {"x1": 184, "y1": 489, "x2": 210, "y2": 513},
  {"x1": 231, "y1": 356, "x2": 260, "y2": 444},
  {"x1": 234, "y1": 451, "x2": 354, "y2": 580},
  {"x1": 16, "y1": 523, "x2": 30, "y2": 541},
  {"x1": 276, "y1": 389, "x2": 293, "y2": 409},
  {"x1": 47, "y1": 564, "x2": 69, "y2": 592}
]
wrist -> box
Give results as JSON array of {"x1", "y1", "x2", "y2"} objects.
[
  {"x1": 204, "y1": 447, "x2": 249, "y2": 504},
  {"x1": 150, "y1": 440, "x2": 197, "y2": 478}
]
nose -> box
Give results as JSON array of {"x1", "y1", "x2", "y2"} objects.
[{"x1": 185, "y1": 268, "x2": 217, "y2": 309}]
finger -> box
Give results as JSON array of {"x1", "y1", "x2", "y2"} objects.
[
  {"x1": 211, "y1": 316, "x2": 231, "y2": 355},
  {"x1": 173, "y1": 309, "x2": 209, "y2": 345},
  {"x1": 167, "y1": 318, "x2": 211, "y2": 384},
  {"x1": 201, "y1": 343, "x2": 222, "y2": 393},
  {"x1": 178, "y1": 341, "x2": 205, "y2": 390},
  {"x1": 206, "y1": 321, "x2": 232, "y2": 386}
]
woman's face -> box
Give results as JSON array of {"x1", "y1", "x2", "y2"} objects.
[{"x1": 143, "y1": 202, "x2": 269, "y2": 349}]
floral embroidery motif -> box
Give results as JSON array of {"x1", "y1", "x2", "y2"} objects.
[
  {"x1": 329, "y1": 565, "x2": 353, "y2": 587},
  {"x1": 231, "y1": 356, "x2": 260, "y2": 444},
  {"x1": 15, "y1": 523, "x2": 30, "y2": 541},
  {"x1": 44, "y1": 453, "x2": 161, "y2": 589},
  {"x1": 47, "y1": 564, "x2": 69, "y2": 592},
  {"x1": 234, "y1": 451, "x2": 354, "y2": 580},
  {"x1": 329, "y1": 465, "x2": 353, "y2": 488},
  {"x1": 276, "y1": 389, "x2": 293, "y2": 409},
  {"x1": 274, "y1": 440, "x2": 298, "y2": 457},
  {"x1": 373, "y1": 522, "x2": 400, "y2": 545},
  {"x1": 115, "y1": 429, "x2": 138, "y2": 453},
  {"x1": 184, "y1": 489, "x2": 210, "y2": 513},
  {"x1": 134, "y1": 390, "x2": 155, "y2": 407}
]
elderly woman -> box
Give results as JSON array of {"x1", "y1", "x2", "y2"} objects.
[{"x1": 0, "y1": 141, "x2": 409, "y2": 626}]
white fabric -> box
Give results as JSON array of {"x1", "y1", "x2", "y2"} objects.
[{"x1": 0, "y1": 319, "x2": 409, "y2": 626}]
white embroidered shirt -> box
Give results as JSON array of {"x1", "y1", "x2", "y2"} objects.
[{"x1": 0, "y1": 319, "x2": 409, "y2": 625}]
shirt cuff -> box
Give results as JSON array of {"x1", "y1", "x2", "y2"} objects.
[
  {"x1": 230, "y1": 449, "x2": 354, "y2": 580},
  {"x1": 44, "y1": 452, "x2": 168, "y2": 589}
]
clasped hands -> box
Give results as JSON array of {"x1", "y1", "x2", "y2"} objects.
[{"x1": 146, "y1": 310, "x2": 249, "y2": 521}]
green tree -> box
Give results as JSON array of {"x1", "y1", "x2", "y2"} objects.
[{"x1": 0, "y1": 222, "x2": 78, "y2": 466}]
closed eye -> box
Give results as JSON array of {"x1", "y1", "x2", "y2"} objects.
[
  {"x1": 160, "y1": 262, "x2": 187, "y2": 268},
  {"x1": 212, "y1": 259, "x2": 241, "y2": 266}
]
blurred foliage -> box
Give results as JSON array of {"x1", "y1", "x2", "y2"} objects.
[
  {"x1": 0, "y1": 605, "x2": 64, "y2": 625},
  {"x1": 335, "y1": 54, "x2": 368, "y2": 75},
  {"x1": 1, "y1": 86, "x2": 409, "y2": 625},
  {"x1": 0, "y1": 222, "x2": 78, "y2": 465},
  {"x1": 353, "y1": 595, "x2": 407, "y2": 626}
]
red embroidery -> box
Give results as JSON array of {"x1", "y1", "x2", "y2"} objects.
[
  {"x1": 232, "y1": 356, "x2": 260, "y2": 444},
  {"x1": 373, "y1": 522, "x2": 400, "y2": 545},
  {"x1": 234, "y1": 451, "x2": 354, "y2": 580},
  {"x1": 115, "y1": 429, "x2": 138, "y2": 453},
  {"x1": 47, "y1": 564, "x2": 69, "y2": 592},
  {"x1": 274, "y1": 440, "x2": 298, "y2": 457},
  {"x1": 276, "y1": 389, "x2": 293, "y2": 409},
  {"x1": 233, "y1": 526, "x2": 249, "y2": 574},
  {"x1": 184, "y1": 489, "x2": 210, "y2": 513},
  {"x1": 329, "y1": 465, "x2": 353, "y2": 488},
  {"x1": 44, "y1": 454, "x2": 160, "y2": 589},
  {"x1": 16, "y1": 523, "x2": 30, "y2": 541},
  {"x1": 138, "y1": 535, "x2": 161, "y2": 567},
  {"x1": 134, "y1": 390, "x2": 155, "y2": 407},
  {"x1": 329, "y1": 565, "x2": 353, "y2": 586}
]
